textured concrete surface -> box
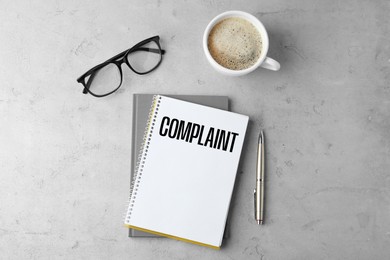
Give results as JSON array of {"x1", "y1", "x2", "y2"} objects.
[{"x1": 1, "y1": 0, "x2": 389, "y2": 259}]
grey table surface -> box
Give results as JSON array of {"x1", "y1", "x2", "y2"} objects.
[{"x1": 1, "y1": 0, "x2": 389, "y2": 259}]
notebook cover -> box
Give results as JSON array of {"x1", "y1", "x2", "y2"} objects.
[
  {"x1": 125, "y1": 95, "x2": 248, "y2": 248},
  {"x1": 129, "y1": 94, "x2": 229, "y2": 237}
]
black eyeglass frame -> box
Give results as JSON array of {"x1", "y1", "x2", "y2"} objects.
[{"x1": 76, "y1": 35, "x2": 165, "y2": 97}]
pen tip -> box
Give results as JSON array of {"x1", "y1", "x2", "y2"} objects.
[
  {"x1": 258, "y1": 130, "x2": 264, "y2": 144},
  {"x1": 257, "y1": 220, "x2": 263, "y2": 225}
]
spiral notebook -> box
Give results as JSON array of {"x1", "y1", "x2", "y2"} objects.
[
  {"x1": 124, "y1": 95, "x2": 249, "y2": 249},
  {"x1": 129, "y1": 94, "x2": 230, "y2": 237}
]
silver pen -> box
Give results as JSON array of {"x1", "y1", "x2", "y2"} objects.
[{"x1": 254, "y1": 130, "x2": 265, "y2": 225}]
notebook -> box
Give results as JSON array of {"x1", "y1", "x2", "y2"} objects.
[
  {"x1": 124, "y1": 95, "x2": 249, "y2": 249},
  {"x1": 129, "y1": 94, "x2": 230, "y2": 237}
]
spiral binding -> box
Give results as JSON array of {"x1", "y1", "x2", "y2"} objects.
[{"x1": 125, "y1": 95, "x2": 161, "y2": 223}]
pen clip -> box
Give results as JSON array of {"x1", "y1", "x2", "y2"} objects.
[{"x1": 254, "y1": 189, "x2": 257, "y2": 220}]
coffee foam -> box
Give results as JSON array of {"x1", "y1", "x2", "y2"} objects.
[{"x1": 208, "y1": 17, "x2": 262, "y2": 70}]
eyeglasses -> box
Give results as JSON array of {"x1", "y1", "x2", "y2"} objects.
[{"x1": 77, "y1": 36, "x2": 165, "y2": 97}]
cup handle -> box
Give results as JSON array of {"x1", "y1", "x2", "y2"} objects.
[{"x1": 260, "y1": 57, "x2": 280, "y2": 71}]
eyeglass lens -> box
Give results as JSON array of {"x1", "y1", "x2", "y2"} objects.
[
  {"x1": 127, "y1": 41, "x2": 161, "y2": 73},
  {"x1": 86, "y1": 63, "x2": 121, "y2": 96}
]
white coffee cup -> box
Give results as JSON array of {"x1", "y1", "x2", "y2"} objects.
[{"x1": 203, "y1": 11, "x2": 280, "y2": 76}]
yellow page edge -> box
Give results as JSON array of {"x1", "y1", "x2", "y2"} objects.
[{"x1": 125, "y1": 224, "x2": 220, "y2": 250}]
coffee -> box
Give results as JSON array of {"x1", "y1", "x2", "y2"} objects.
[{"x1": 207, "y1": 17, "x2": 262, "y2": 70}]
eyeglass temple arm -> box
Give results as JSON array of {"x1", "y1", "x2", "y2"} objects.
[
  {"x1": 101, "y1": 47, "x2": 165, "y2": 65},
  {"x1": 128, "y1": 47, "x2": 166, "y2": 55}
]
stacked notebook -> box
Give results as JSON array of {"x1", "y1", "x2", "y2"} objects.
[{"x1": 125, "y1": 94, "x2": 249, "y2": 249}]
